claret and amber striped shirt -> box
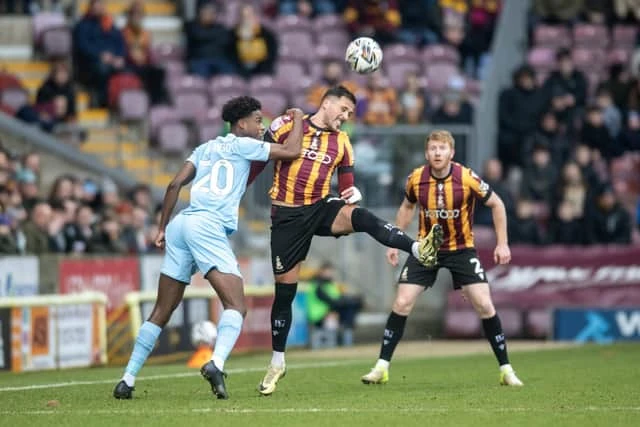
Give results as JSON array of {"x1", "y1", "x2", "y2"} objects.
[
  {"x1": 405, "y1": 162, "x2": 492, "y2": 252},
  {"x1": 265, "y1": 114, "x2": 354, "y2": 205}
]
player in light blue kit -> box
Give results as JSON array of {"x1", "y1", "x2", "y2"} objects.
[{"x1": 113, "y1": 97, "x2": 304, "y2": 400}]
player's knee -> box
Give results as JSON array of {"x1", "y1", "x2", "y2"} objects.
[
  {"x1": 473, "y1": 299, "x2": 496, "y2": 318},
  {"x1": 392, "y1": 295, "x2": 416, "y2": 315}
]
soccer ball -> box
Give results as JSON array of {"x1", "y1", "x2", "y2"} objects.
[
  {"x1": 345, "y1": 37, "x2": 383, "y2": 74},
  {"x1": 190, "y1": 320, "x2": 217, "y2": 348}
]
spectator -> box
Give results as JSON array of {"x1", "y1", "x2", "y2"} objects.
[
  {"x1": 185, "y1": 2, "x2": 235, "y2": 78},
  {"x1": 548, "y1": 199, "x2": 586, "y2": 245},
  {"x1": 595, "y1": 86, "x2": 623, "y2": 139},
  {"x1": 0, "y1": 196, "x2": 19, "y2": 254},
  {"x1": 498, "y1": 65, "x2": 545, "y2": 171},
  {"x1": 620, "y1": 111, "x2": 640, "y2": 151},
  {"x1": 73, "y1": 0, "x2": 127, "y2": 107},
  {"x1": 36, "y1": 61, "x2": 76, "y2": 122},
  {"x1": 542, "y1": 48, "x2": 587, "y2": 129},
  {"x1": 397, "y1": 71, "x2": 427, "y2": 124},
  {"x1": 360, "y1": 73, "x2": 399, "y2": 126},
  {"x1": 533, "y1": 0, "x2": 584, "y2": 23},
  {"x1": 601, "y1": 63, "x2": 632, "y2": 111},
  {"x1": 306, "y1": 60, "x2": 359, "y2": 109},
  {"x1": 431, "y1": 86, "x2": 474, "y2": 124},
  {"x1": 122, "y1": 1, "x2": 169, "y2": 105},
  {"x1": 396, "y1": 0, "x2": 440, "y2": 46},
  {"x1": 572, "y1": 143, "x2": 604, "y2": 189},
  {"x1": 280, "y1": 0, "x2": 338, "y2": 16},
  {"x1": 523, "y1": 111, "x2": 570, "y2": 168},
  {"x1": 582, "y1": 0, "x2": 613, "y2": 24},
  {"x1": 89, "y1": 212, "x2": 127, "y2": 254},
  {"x1": 614, "y1": 0, "x2": 640, "y2": 22},
  {"x1": 509, "y1": 199, "x2": 545, "y2": 245},
  {"x1": 22, "y1": 200, "x2": 52, "y2": 254},
  {"x1": 16, "y1": 169, "x2": 40, "y2": 212},
  {"x1": 48, "y1": 174, "x2": 74, "y2": 206},
  {"x1": 475, "y1": 158, "x2": 514, "y2": 225},
  {"x1": 343, "y1": 0, "x2": 401, "y2": 44},
  {"x1": 555, "y1": 161, "x2": 591, "y2": 220},
  {"x1": 22, "y1": 152, "x2": 41, "y2": 176},
  {"x1": 231, "y1": 3, "x2": 278, "y2": 77},
  {"x1": 628, "y1": 74, "x2": 640, "y2": 112},
  {"x1": 580, "y1": 105, "x2": 620, "y2": 160},
  {"x1": 67, "y1": 203, "x2": 96, "y2": 254},
  {"x1": 520, "y1": 142, "x2": 557, "y2": 205},
  {"x1": 586, "y1": 184, "x2": 632, "y2": 244},
  {"x1": 48, "y1": 201, "x2": 70, "y2": 253},
  {"x1": 307, "y1": 261, "x2": 363, "y2": 347},
  {"x1": 129, "y1": 183, "x2": 154, "y2": 214}
]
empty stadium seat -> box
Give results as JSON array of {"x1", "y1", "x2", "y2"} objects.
[
  {"x1": 312, "y1": 14, "x2": 344, "y2": 33},
  {"x1": 32, "y1": 12, "x2": 66, "y2": 45},
  {"x1": 533, "y1": 24, "x2": 571, "y2": 49},
  {"x1": 173, "y1": 92, "x2": 209, "y2": 121},
  {"x1": 42, "y1": 27, "x2": 72, "y2": 59},
  {"x1": 107, "y1": 73, "x2": 143, "y2": 109},
  {"x1": 385, "y1": 61, "x2": 422, "y2": 89},
  {"x1": 421, "y1": 44, "x2": 461, "y2": 66},
  {"x1": 149, "y1": 105, "x2": 178, "y2": 139},
  {"x1": 527, "y1": 46, "x2": 556, "y2": 74},
  {"x1": 118, "y1": 89, "x2": 149, "y2": 122},
  {"x1": 573, "y1": 23, "x2": 609, "y2": 48},
  {"x1": 151, "y1": 43, "x2": 184, "y2": 63},
  {"x1": 383, "y1": 43, "x2": 420, "y2": 64},
  {"x1": 0, "y1": 87, "x2": 29, "y2": 112},
  {"x1": 612, "y1": 25, "x2": 638, "y2": 48},
  {"x1": 276, "y1": 14, "x2": 311, "y2": 32},
  {"x1": 157, "y1": 121, "x2": 190, "y2": 154},
  {"x1": 316, "y1": 31, "x2": 350, "y2": 50},
  {"x1": 251, "y1": 90, "x2": 288, "y2": 118},
  {"x1": 425, "y1": 63, "x2": 461, "y2": 92}
]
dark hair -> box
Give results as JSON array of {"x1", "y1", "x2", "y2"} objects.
[
  {"x1": 556, "y1": 48, "x2": 571, "y2": 61},
  {"x1": 221, "y1": 96, "x2": 261, "y2": 125},
  {"x1": 321, "y1": 85, "x2": 356, "y2": 105}
]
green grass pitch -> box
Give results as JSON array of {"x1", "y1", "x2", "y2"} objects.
[{"x1": 0, "y1": 342, "x2": 638, "y2": 426}]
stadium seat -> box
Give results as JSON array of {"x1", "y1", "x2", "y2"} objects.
[
  {"x1": 607, "y1": 48, "x2": 631, "y2": 66},
  {"x1": 250, "y1": 90, "x2": 288, "y2": 118},
  {"x1": 276, "y1": 14, "x2": 311, "y2": 32},
  {"x1": 425, "y1": 63, "x2": 461, "y2": 92},
  {"x1": 149, "y1": 105, "x2": 178, "y2": 139},
  {"x1": 42, "y1": 27, "x2": 72, "y2": 59},
  {"x1": 32, "y1": 12, "x2": 66, "y2": 46},
  {"x1": 383, "y1": 43, "x2": 420, "y2": 64},
  {"x1": 612, "y1": 25, "x2": 638, "y2": 48},
  {"x1": 280, "y1": 31, "x2": 314, "y2": 57},
  {"x1": 312, "y1": 14, "x2": 344, "y2": 34},
  {"x1": 164, "y1": 60, "x2": 186, "y2": 79},
  {"x1": 444, "y1": 309, "x2": 481, "y2": 338},
  {"x1": 308, "y1": 60, "x2": 326, "y2": 81},
  {"x1": 421, "y1": 44, "x2": 461, "y2": 66},
  {"x1": 572, "y1": 48, "x2": 607, "y2": 73},
  {"x1": 313, "y1": 43, "x2": 345, "y2": 62},
  {"x1": 573, "y1": 23, "x2": 609, "y2": 48},
  {"x1": 118, "y1": 89, "x2": 149, "y2": 122},
  {"x1": 249, "y1": 74, "x2": 276, "y2": 93},
  {"x1": 290, "y1": 93, "x2": 316, "y2": 114},
  {"x1": 173, "y1": 92, "x2": 209, "y2": 122},
  {"x1": 209, "y1": 75, "x2": 247, "y2": 94},
  {"x1": 0, "y1": 87, "x2": 29, "y2": 112},
  {"x1": 107, "y1": 73, "x2": 143, "y2": 109},
  {"x1": 151, "y1": 43, "x2": 184, "y2": 64},
  {"x1": 527, "y1": 46, "x2": 556, "y2": 74},
  {"x1": 0, "y1": 72, "x2": 23, "y2": 91},
  {"x1": 533, "y1": 24, "x2": 571, "y2": 49},
  {"x1": 385, "y1": 61, "x2": 422, "y2": 89},
  {"x1": 167, "y1": 74, "x2": 207, "y2": 100},
  {"x1": 157, "y1": 121, "x2": 190, "y2": 154},
  {"x1": 316, "y1": 31, "x2": 350, "y2": 50},
  {"x1": 198, "y1": 121, "x2": 222, "y2": 143},
  {"x1": 275, "y1": 60, "x2": 307, "y2": 88}
]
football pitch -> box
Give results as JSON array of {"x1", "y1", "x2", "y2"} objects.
[{"x1": 0, "y1": 341, "x2": 637, "y2": 426}]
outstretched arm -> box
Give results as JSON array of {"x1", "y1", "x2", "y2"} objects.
[{"x1": 155, "y1": 162, "x2": 196, "y2": 248}]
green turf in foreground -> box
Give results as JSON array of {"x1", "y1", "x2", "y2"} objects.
[{"x1": 0, "y1": 344, "x2": 638, "y2": 427}]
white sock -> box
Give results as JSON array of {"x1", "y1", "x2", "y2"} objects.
[
  {"x1": 500, "y1": 364, "x2": 513, "y2": 372},
  {"x1": 375, "y1": 359, "x2": 390, "y2": 370},
  {"x1": 411, "y1": 242, "x2": 420, "y2": 259},
  {"x1": 271, "y1": 351, "x2": 285, "y2": 368},
  {"x1": 212, "y1": 355, "x2": 225, "y2": 371},
  {"x1": 122, "y1": 373, "x2": 135, "y2": 387}
]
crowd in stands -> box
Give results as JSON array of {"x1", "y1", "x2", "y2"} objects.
[
  {"x1": 491, "y1": 0, "x2": 640, "y2": 245},
  {"x1": 0, "y1": 142, "x2": 163, "y2": 255}
]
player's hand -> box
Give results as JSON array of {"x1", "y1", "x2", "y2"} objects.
[
  {"x1": 154, "y1": 230, "x2": 166, "y2": 249},
  {"x1": 386, "y1": 248, "x2": 399, "y2": 267},
  {"x1": 286, "y1": 108, "x2": 304, "y2": 120},
  {"x1": 493, "y1": 243, "x2": 511, "y2": 265},
  {"x1": 340, "y1": 186, "x2": 362, "y2": 204}
]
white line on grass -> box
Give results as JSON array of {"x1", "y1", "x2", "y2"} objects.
[
  {"x1": 0, "y1": 360, "x2": 364, "y2": 392},
  {"x1": 2, "y1": 406, "x2": 640, "y2": 416}
]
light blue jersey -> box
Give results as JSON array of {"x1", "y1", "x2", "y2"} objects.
[{"x1": 161, "y1": 134, "x2": 270, "y2": 282}]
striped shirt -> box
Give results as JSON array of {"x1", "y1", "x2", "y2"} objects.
[
  {"x1": 405, "y1": 162, "x2": 492, "y2": 252},
  {"x1": 265, "y1": 114, "x2": 354, "y2": 205}
]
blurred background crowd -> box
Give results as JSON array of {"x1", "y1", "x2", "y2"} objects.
[{"x1": 0, "y1": 0, "x2": 639, "y2": 256}]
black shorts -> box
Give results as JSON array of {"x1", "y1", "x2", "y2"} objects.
[
  {"x1": 397, "y1": 248, "x2": 487, "y2": 289},
  {"x1": 270, "y1": 196, "x2": 346, "y2": 274}
]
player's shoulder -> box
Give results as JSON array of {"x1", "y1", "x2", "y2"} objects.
[
  {"x1": 457, "y1": 162, "x2": 481, "y2": 180},
  {"x1": 268, "y1": 114, "x2": 293, "y2": 134},
  {"x1": 408, "y1": 165, "x2": 426, "y2": 181}
]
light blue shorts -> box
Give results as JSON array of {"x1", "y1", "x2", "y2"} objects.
[{"x1": 160, "y1": 212, "x2": 241, "y2": 284}]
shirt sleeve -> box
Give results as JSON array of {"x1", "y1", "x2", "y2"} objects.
[
  {"x1": 186, "y1": 144, "x2": 203, "y2": 165},
  {"x1": 235, "y1": 138, "x2": 271, "y2": 162},
  {"x1": 465, "y1": 167, "x2": 493, "y2": 203},
  {"x1": 404, "y1": 171, "x2": 417, "y2": 203},
  {"x1": 265, "y1": 114, "x2": 293, "y2": 144}
]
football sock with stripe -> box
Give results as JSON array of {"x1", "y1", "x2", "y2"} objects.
[
  {"x1": 482, "y1": 314, "x2": 510, "y2": 366},
  {"x1": 379, "y1": 311, "x2": 407, "y2": 362},
  {"x1": 211, "y1": 309, "x2": 244, "y2": 371},
  {"x1": 351, "y1": 208, "x2": 414, "y2": 254},
  {"x1": 122, "y1": 321, "x2": 162, "y2": 387}
]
